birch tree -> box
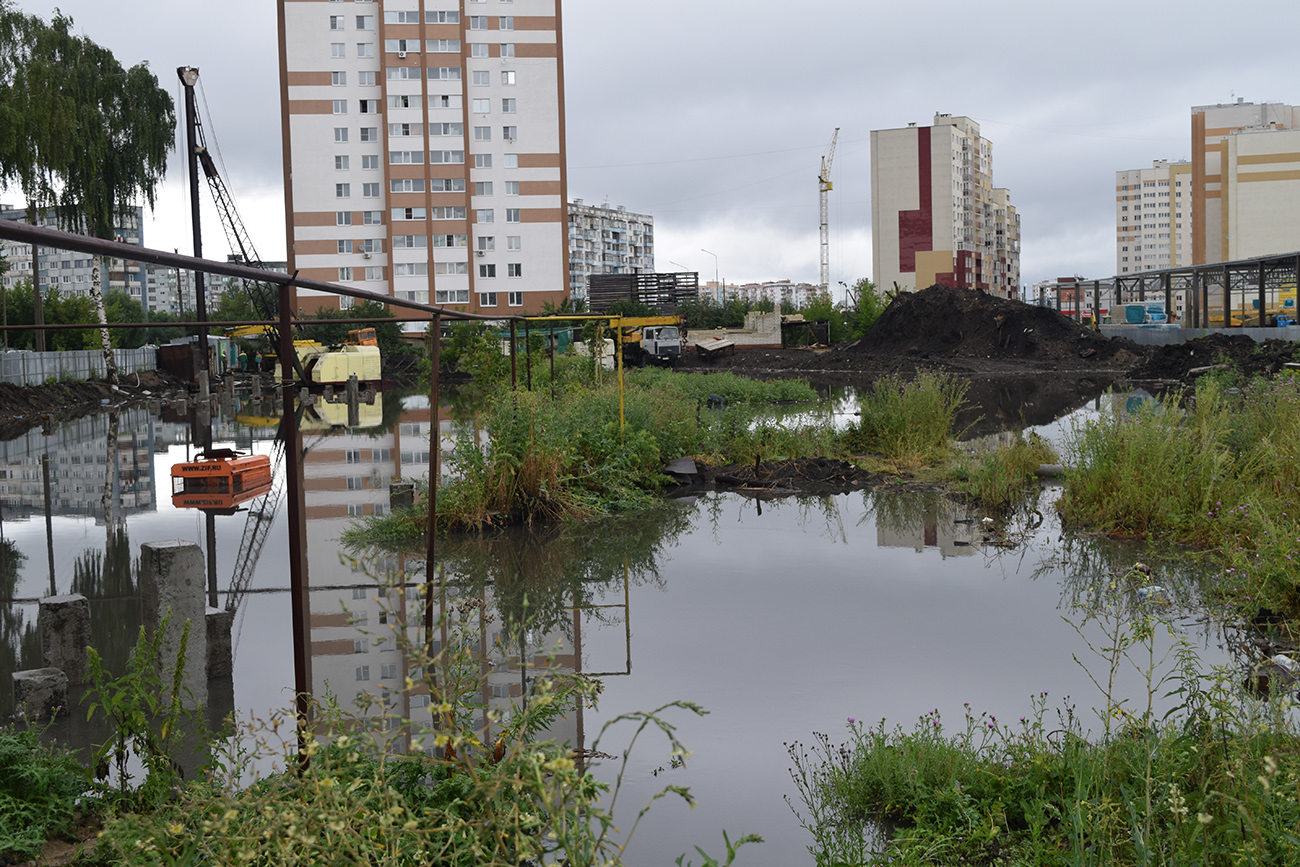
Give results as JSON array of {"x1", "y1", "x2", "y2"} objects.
[{"x1": 0, "y1": 2, "x2": 174, "y2": 384}]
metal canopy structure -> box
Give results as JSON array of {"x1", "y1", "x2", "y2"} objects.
[{"x1": 1048, "y1": 250, "x2": 1300, "y2": 329}]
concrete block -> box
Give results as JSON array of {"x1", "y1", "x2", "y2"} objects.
[
  {"x1": 206, "y1": 607, "x2": 234, "y2": 680},
  {"x1": 139, "y1": 541, "x2": 208, "y2": 709},
  {"x1": 39, "y1": 594, "x2": 91, "y2": 685},
  {"x1": 12, "y1": 667, "x2": 68, "y2": 721}
]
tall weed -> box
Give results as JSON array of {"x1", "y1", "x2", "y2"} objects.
[{"x1": 843, "y1": 372, "x2": 968, "y2": 467}]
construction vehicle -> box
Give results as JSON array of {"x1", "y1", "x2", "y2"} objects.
[
  {"x1": 613, "y1": 316, "x2": 684, "y2": 367},
  {"x1": 348, "y1": 327, "x2": 378, "y2": 346}
]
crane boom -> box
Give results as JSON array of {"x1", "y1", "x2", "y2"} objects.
[{"x1": 819, "y1": 128, "x2": 839, "y2": 297}]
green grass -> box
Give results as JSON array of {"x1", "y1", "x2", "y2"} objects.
[
  {"x1": 843, "y1": 372, "x2": 969, "y2": 468},
  {"x1": 791, "y1": 589, "x2": 1300, "y2": 866},
  {"x1": 0, "y1": 725, "x2": 88, "y2": 863},
  {"x1": 950, "y1": 432, "x2": 1058, "y2": 513},
  {"x1": 1058, "y1": 374, "x2": 1300, "y2": 614}
]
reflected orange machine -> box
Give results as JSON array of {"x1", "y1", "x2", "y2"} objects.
[{"x1": 171, "y1": 449, "x2": 273, "y2": 514}]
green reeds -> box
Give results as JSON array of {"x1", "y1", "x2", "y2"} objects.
[
  {"x1": 843, "y1": 372, "x2": 969, "y2": 467},
  {"x1": 952, "y1": 432, "x2": 1057, "y2": 513}
]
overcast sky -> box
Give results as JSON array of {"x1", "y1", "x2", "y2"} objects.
[{"x1": 4, "y1": 0, "x2": 1297, "y2": 302}]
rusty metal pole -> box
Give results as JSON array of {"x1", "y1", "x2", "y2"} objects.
[
  {"x1": 1164, "y1": 272, "x2": 1173, "y2": 324},
  {"x1": 509, "y1": 321, "x2": 517, "y2": 390},
  {"x1": 525, "y1": 320, "x2": 532, "y2": 392},
  {"x1": 549, "y1": 325, "x2": 556, "y2": 400},
  {"x1": 280, "y1": 281, "x2": 311, "y2": 760},
  {"x1": 424, "y1": 315, "x2": 441, "y2": 649}
]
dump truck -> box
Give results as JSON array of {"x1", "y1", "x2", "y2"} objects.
[{"x1": 613, "y1": 316, "x2": 684, "y2": 367}]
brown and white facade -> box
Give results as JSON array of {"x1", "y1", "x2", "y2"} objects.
[
  {"x1": 277, "y1": 0, "x2": 569, "y2": 323},
  {"x1": 1115, "y1": 159, "x2": 1192, "y2": 275},
  {"x1": 1191, "y1": 100, "x2": 1300, "y2": 265},
  {"x1": 871, "y1": 114, "x2": 1020, "y2": 298}
]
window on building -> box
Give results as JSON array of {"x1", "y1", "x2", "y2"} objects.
[
  {"x1": 501, "y1": 43, "x2": 514, "y2": 57},
  {"x1": 358, "y1": 70, "x2": 376, "y2": 86},
  {"x1": 474, "y1": 126, "x2": 491, "y2": 141},
  {"x1": 469, "y1": 15, "x2": 488, "y2": 29},
  {"x1": 355, "y1": 666, "x2": 370, "y2": 681},
  {"x1": 477, "y1": 209, "x2": 494, "y2": 223},
  {"x1": 508, "y1": 263, "x2": 522, "y2": 278},
  {"x1": 476, "y1": 181, "x2": 493, "y2": 196},
  {"x1": 336, "y1": 211, "x2": 352, "y2": 226},
  {"x1": 504, "y1": 180, "x2": 519, "y2": 196},
  {"x1": 360, "y1": 127, "x2": 378, "y2": 141},
  {"x1": 431, "y1": 177, "x2": 466, "y2": 191},
  {"x1": 363, "y1": 266, "x2": 382, "y2": 280},
  {"x1": 472, "y1": 99, "x2": 490, "y2": 113},
  {"x1": 355, "y1": 15, "x2": 374, "y2": 29},
  {"x1": 361, "y1": 154, "x2": 379, "y2": 169},
  {"x1": 336, "y1": 183, "x2": 351, "y2": 198},
  {"x1": 356, "y1": 43, "x2": 374, "y2": 57},
  {"x1": 393, "y1": 207, "x2": 425, "y2": 221},
  {"x1": 426, "y1": 10, "x2": 459, "y2": 22},
  {"x1": 394, "y1": 263, "x2": 427, "y2": 276},
  {"x1": 384, "y1": 10, "x2": 419, "y2": 23},
  {"x1": 505, "y1": 208, "x2": 520, "y2": 223},
  {"x1": 427, "y1": 39, "x2": 460, "y2": 52},
  {"x1": 332, "y1": 71, "x2": 346, "y2": 86},
  {"x1": 390, "y1": 178, "x2": 426, "y2": 193},
  {"x1": 428, "y1": 67, "x2": 462, "y2": 81},
  {"x1": 504, "y1": 153, "x2": 518, "y2": 168},
  {"x1": 332, "y1": 99, "x2": 347, "y2": 114},
  {"x1": 337, "y1": 240, "x2": 351, "y2": 254},
  {"x1": 431, "y1": 206, "x2": 467, "y2": 219},
  {"x1": 393, "y1": 234, "x2": 427, "y2": 248},
  {"x1": 502, "y1": 125, "x2": 517, "y2": 140},
  {"x1": 507, "y1": 235, "x2": 521, "y2": 250},
  {"x1": 479, "y1": 264, "x2": 496, "y2": 278},
  {"x1": 338, "y1": 266, "x2": 354, "y2": 280},
  {"x1": 389, "y1": 122, "x2": 414, "y2": 137},
  {"x1": 477, "y1": 236, "x2": 495, "y2": 251},
  {"x1": 384, "y1": 38, "x2": 419, "y2": 53},
  {"x1": 329, "y1": 15, "x2": 345, "y2": 30},
  {"x1": 430, "y1": 94, "x2": 462, "y2": 109},
  {"x1": 508, "y1": 291, "x2": 523, "y2": 307},
  {"x1": 475, "y1": 154, "x2": 492, "y2": 168},
  {"x1": 430, "y1": 150, "x2": 465, "y2": 164},
  {"x1": 434, "y1": 262, "x2": 468, "y2": 275},
  {"x1": 431, "y1": 234, "x2": 468, "y2": 247},
  {"x1": 501, "y1": 71, "x2": 515, "y2": 85},
  {"x1": 430, "y1": 122, "x2": 462, "y2": 136},
  {"x1": 501, "y1": 98, "x2": 516, "y2": 113},
  {"x1": 479, "y1": 292, "x2": 497, "y2": 306},
  {"x1": 472, "y1": 70, "x2": 490, "y2": 86},
  {"x1": 471, "y1": 43, "x2": 489, "y2": 57},
  {"x1": 362, "y1": 182, "x2": 380, "y2": 197},
  {"x1": 335, "y1": 155, "x2": 349, "y2": 170},
  {"x1": 500, "y1": 16, "x2": 514, "y2": 29}
]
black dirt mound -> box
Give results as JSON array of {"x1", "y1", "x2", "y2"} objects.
[
  {"x1": 852, "y1": 285, "x2": 1142, "y2": 366},
  {"x1": 1129, "y1": 333, "x2": 1299, "y2": 381}
]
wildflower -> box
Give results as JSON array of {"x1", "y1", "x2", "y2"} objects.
[{"x1": 847, "y1": 717, "x2": 856, "y2": 724}]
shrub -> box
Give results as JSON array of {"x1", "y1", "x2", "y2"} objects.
[{"x1": 843, "y1": 372, "x2": 968, "y2": 467}]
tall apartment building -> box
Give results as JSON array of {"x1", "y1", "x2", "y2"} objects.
[
  {"x1": 871, "y1": 114, "x2": 1020, "y2": 298},
  {"x1": 278, "y1": 0, "x2": 568, "y2": 325},
  {"x1": 566, "y1": 199, "x2": 654, "y2": 300},
  {"x1": 0, "y1": 204, "x2": 145, "y2": 302},
  {"x1": 1115, "y1": 159, "x2": 1192, "y2": 275},
  {"x1": 1191, "y1": 100, "x2": 1300, "y2": 264}
]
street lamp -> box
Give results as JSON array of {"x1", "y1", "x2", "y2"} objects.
[
  {"x1": 700, "y1": 248, "x2": 719, "y2": 303},
  {"x1": 668, "y1": 260, "x2": 690, "y2": 272}
]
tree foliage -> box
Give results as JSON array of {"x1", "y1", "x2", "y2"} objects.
[
  {"x1": 297, "y1": 299, "x2": 417, "y2": 357},
  {"x1": 0, "y1": 3, "x2": 174, "y2": 237}
]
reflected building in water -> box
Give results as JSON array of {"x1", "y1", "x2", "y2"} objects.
[
  {"x1": 874, "y1": 493, "x2": 980, "y2": 557},
  {"x1": 301, "y1": 394, "x2": 579, "y2": 754}
]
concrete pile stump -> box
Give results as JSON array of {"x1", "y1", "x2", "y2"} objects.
[{"x1": 38, "y1": 593, "x2": 91, "y2": 684}]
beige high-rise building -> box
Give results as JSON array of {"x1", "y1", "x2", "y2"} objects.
[
  {"x1": 1115, "y1": 159, "x2": 1192, "y2": 275},
  {"x1": 1191, "y1": 100, "x2": 1300, "y2": 264},
  {"x1": 278, "y1": 0, "x2": 569, "y2": 325},
  {"x1": 871, "y1": 114, "x2": 1020, "y2": 298}
]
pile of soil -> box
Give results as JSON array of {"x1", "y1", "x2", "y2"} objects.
[
  {"x1": 851, "y1": 285, "x2": 1142, "y2": 368},
  {"x1": 679, "y1": 286, "x2": 1146, "y2": 377},
  {"x1": 1129, "y1": 333, "x2": 1299, "y2": 382}
]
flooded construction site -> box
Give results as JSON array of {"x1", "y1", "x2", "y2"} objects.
[{"x1": 0, "y1": 373, "x2": 1243, "y2": 865}]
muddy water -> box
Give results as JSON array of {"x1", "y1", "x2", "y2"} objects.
[{"x1": 0, "y1": 388, "x2": 1228, "y2": 866}]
